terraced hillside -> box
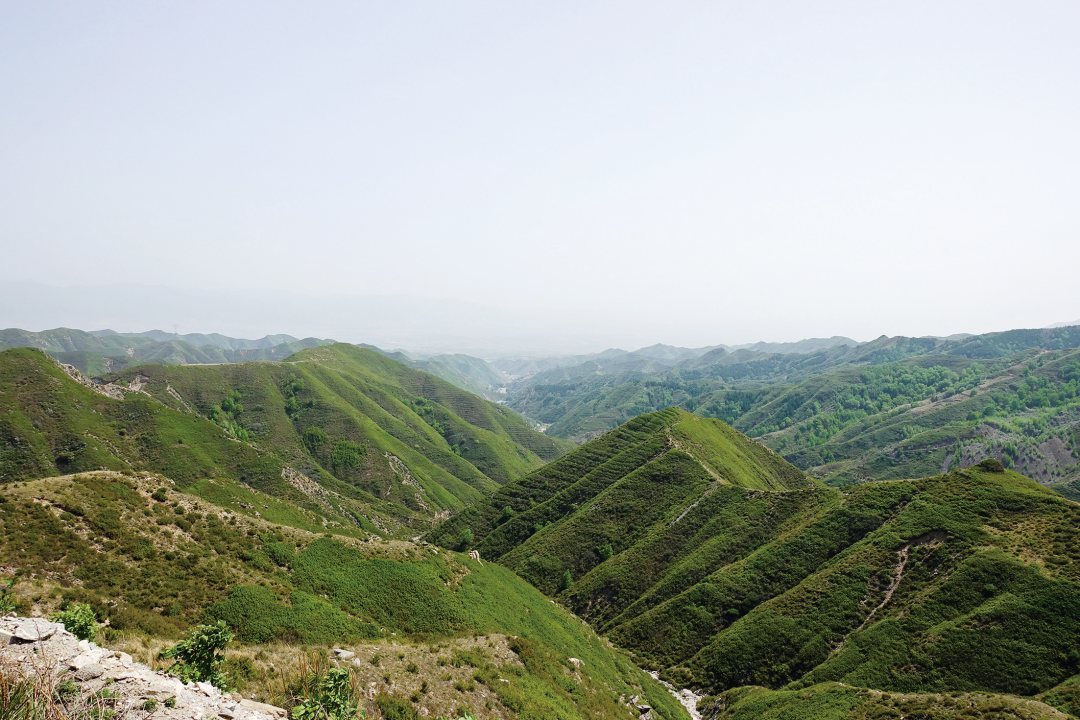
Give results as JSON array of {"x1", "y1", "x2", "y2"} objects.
[
  {"x1": 0, "y1": 345, "x2": 570, "y2": 536},
  {"x1": 431, "y1": 413, "x2": 1080, "y2": 717},
  {"x1": 505, "y1": 326, "x2": 1080, "y2": 495},
  {"x1": 428, "y1": 408, "x2": 815, "y2": 595}
]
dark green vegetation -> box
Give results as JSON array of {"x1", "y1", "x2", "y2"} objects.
[
  {"x1": 506, "y1": 326, "x2": 1080, "y2": 495},
  {"x1": 0, "y1": 326, "x2": 335, "y2": 375},
  {"x1": 0, "y1": 345, "x2": 569, "y2": 535},
  {"x1": 431, "y1": 410, "x2": 1080, "y2": 714},
  {"x1": 700, "y1": 683, "x2": 1069, "y2": 719},
  {"x1": 0, "y1": 470, "x2": 687, "y2": 720},
  {"x1": 429, "y1": 408, "x2": 814, "y2": 594}
]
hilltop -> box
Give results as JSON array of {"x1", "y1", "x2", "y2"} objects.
[
  {"x1": 503, "y1": 326, "x2": 1080, "y2": 497},
  {"x1": 430, "y1": 413, "x2": 1080, "y2": 716},
  {"x1": 0, "y1": 344, "x2": 570, "y2": 537}
]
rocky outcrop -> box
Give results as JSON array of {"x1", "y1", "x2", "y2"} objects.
[{"x1": 0, "y1": 614, "x2": 286, "y2": 720}]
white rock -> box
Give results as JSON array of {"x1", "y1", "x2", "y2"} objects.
[
  {"x1": 12, "y1": 618, "x2": 59, "y2": 642},
  {"x1": 69, "y1": 650, "x2": 104, "y2": 669},
  {"x1": 238, "y1": 699, "x2": 287, "y2": 719}
]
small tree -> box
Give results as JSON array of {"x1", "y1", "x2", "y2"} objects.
[
  {"x1": 50, "y1": 604, "x2": 98, "y2": 641},
  {"x1": 459, "y1": 528, "x2": 474, "y2": 551},
  {"x1": 162, "y1": 620, "x2": 234, "y2": 689},
  {"x1": 598, "y1": 543, "x2": 613, "y2": 562},
  {"x1": 292, "y1": 667, "x2": 358, "y2": 720},
  {"x1": 0, "y1": 577, "x2": 18, "y2": 615},
  {"x1": 330, "y1": 440, "x2": 366, "y2": 473},
  {"x1": 559, "y1": 570, "x2": 573, "y2": 592},
  {"x1": 302, "y1": 427, "x2": 329, "y2": 455},
  {"x1": 497, "y1": 506, "x2": 514, "y2": 525}
]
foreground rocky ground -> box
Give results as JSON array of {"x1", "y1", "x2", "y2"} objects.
[{"x1": 0, "y1": 614, "x2": 285, "y2": 720}]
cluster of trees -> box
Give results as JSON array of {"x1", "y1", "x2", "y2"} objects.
[
  {"x1": 209, "y1": 390, "x2": 249, "y2": 441},
  {"x1": 301, "y1": 426, "x2": 367, "y2": 475}
]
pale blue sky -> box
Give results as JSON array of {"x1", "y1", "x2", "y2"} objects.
[{"x1": 2, "y1": 2, "x2": 1078, "y2": 350}]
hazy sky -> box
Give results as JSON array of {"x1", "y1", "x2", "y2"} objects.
[{"x1": 2, "y1": 2, "x2": 1078, "y2": 350}]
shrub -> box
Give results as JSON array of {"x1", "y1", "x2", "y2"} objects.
[
  {"x1": 152, "y1": 488, "x2": 169, "y2": 502},
  {"x1": 162, "y1": 620, "x2": 233, "y2": 689},
  {"x1": 376, "y1": 695, "x2": 420, "y2": 720},
  {"x1": 302, "y1": 427, "x2": 329, "y2": 455},
  {"x1": 330, "y1": 440, "x2": 366, "y2": 473},
  {"x1": 50, "y1": 603, "x2": 98, "y2": 641},
  {"x1": 291, "y1": 668, "x2": 357, "y2": 720},
  {"x1": 559, "y1": 569, "x2": 572, "y2": 592},
  {"x1": 0, "y1": 578, "x2": 17, "y2": 615}
]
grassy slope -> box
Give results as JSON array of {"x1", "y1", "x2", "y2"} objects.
[
  {"x1": 0, "y1": 470, "x2": 688, "y2": 720},
  {"x1": 429, "y1": 408, "x2": 813, "y2": 595},
  {"x1": 700, "y1": 683, "x2": 1068, "y2": 720},
  {"x1": 0, "y1": 345, "x2": 567, "y2": 536},
  {"x1": 505, "y1": 330, "x2": 1080, "y2": 493},
  {"x1": 637, "y1": 464, "x2": 1080, "y2": 706},
  {"x1": 436, "y1": 409, "x2": 1080, "y2": 712},
  {"x1": 408, "y1": 353, "x2": 510, "y2": 402}
]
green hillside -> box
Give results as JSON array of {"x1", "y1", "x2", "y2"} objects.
[
  {"x1": 431, "y1": 413, "x2": 1080, "y2": 714},
  {"x1": 0, "y1": 470, "x2": 688, "y2": 720},
  {"x1": 428, "y1": 408, "x2": 813, "y2": 594},
  {"x1": 0, "y1": 345, "x2": 569, "y2": 536},
  {"x1": 409, "y1": 353, "x2": 511, "y2": 402},
  {"x1": 505, "y1": 327, "x2": 1080, "y2": 495}
]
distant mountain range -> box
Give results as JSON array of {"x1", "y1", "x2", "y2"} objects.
[
  {"x1": 90, "y1": 328, "x2": 308, "y2": 350},
  {"x1": 491, "y1": 336, "x2": 860, "y2": 379},
  {"x1": 0, "y1": 327, "x2": 334, "y2": 375},
  {"x1": 501, "y1": 325, "x2": 1080, "y2": 502}
]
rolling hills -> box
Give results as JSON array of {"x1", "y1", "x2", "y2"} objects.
[
  {"x1": 5, "y1": 338, "x2": 1080, "y2": 717},
  {"x1": 504, "y1": 327, "x2": 1080, "y2": 497},
  {"x1": 0, "y1": 343, "x2": 570, "y2": 537},
  {"x1": 0, "y1": 327, "x2": 335, "y2": 375},
  {"x1": 429, "y1": 410, "x2": 1080, "y2": 716}
]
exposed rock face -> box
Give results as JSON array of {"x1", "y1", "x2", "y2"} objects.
[{"x1": 0, "y1": 614, "x2": 286, "y2": 720}]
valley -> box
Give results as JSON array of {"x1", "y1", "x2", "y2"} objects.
[{"x1": 1, "y1": 325, "x2": 1080, "y2": 719}]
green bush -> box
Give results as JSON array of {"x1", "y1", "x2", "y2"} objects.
[
  {"x1": 50, "y1": 603, "x2": 98, "y2": 641},
  {"x1": 291, "y1": 668, "x2": 358, "y2": 720},
  {"x1": 302, "y1": 427, "x2": 328, "y2": 455},
  {"x1": 0, "y1": 577, "x2": 17, "y2": 615},
  {"x1": 330, "y1": 440, "x2": 366, "y2": 473},
  {"x1": 162, "y1": 620, "x2": 233, "y2": 689},
  {"x1": 375, "y1": 695, "x2": 419, "y2": 720}
]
